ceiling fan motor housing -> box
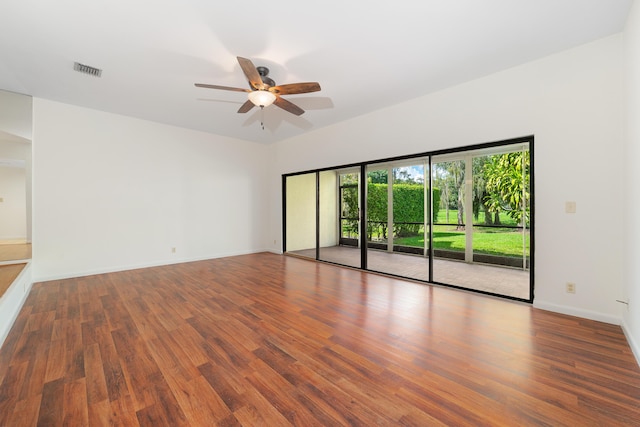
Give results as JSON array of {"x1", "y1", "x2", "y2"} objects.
[{"x1": 256, "y1": 66, "x2": 275, "y2": 87}]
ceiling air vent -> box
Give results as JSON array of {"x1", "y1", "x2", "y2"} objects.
[{"x1": 73, "y1": 62, "x2": 102, "y2": 77}]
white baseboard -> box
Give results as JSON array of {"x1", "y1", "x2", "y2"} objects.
[
  {"x1": 0, "y1": 263, "x2": 32, "y2": 349},
  {"x1": 31, "y1": 248, "x2": 272, "y2": 283},
  {"x1": 533, "y1": 300, "x2": 621, "y2": 325},
  {"x1": 621, "y1": 319, "x2": 640, "y2": 368},
  {"x1": 0, "y1": 236, "x2": 28, "y2": 242}
]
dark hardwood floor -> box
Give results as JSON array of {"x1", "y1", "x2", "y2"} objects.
[{"x1": 0, "y1": 252, "x2": 638, "y2": 426}]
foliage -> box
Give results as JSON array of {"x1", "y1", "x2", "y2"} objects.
[
  {"x1": 341, "y1": 185, "x2": 359, "y2": 237},
  {"x1": 483, "y1": 151, "x2": 530, "y2": 225},
  {"x1": 368, "y1": 169, "x2": 388, "y2": 184},
  {"x1": 432, "y1": 160, "x2": 465, "y2": 226},
  {"x1": 366, "y1": 183, "x2": 388, "y2": 239},
  {"x1": 364, "y1": 183, "x2": 440, "y2": 239},
  {"x1": 392, "y1": 184, "x2": 425, "y2": 236}
]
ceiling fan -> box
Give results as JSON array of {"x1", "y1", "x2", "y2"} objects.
[{"x1": 195, "y1": 57, "x2": 321, "y2": 116}]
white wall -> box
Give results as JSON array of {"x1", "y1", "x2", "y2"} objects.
[
  {"x1": 623, "y1": 1, "x2": 640, "y2": 363},
  {"x1": 0, "y1": 140, "x2": 28, "y2": 240},
  {"x1": 271, "y1": 34, "x2": 626, "y2": 324},
  {"x1": 0, "y1": 89, "x2": 32, "y2": 242},
  {"x1": 0, "y1": 165, "x2": 27, "y2": 239},
  {"x1": 0, "y1": 89, "x2": 32, "y2": 141},
  {"x1": 319, "y1": 171, "x2": 338, "y2": 248},
  {"x1": 32, "y1": 99, "x2": 270, "y2": 281},
  {"x1": 0, "y1": 263, "x2": 32, "y2": 348},
  {"x1": 285, "y1": 173, "x2": 316, "y2": 251}
]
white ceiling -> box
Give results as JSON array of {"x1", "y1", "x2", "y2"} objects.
[{"x1": 0, "y1": 0, "x2": 632, "y2": 144}]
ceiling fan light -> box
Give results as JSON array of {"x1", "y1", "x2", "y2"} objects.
[{"x1": 248, "y1": 90, "x2": 276, "y2": 107}]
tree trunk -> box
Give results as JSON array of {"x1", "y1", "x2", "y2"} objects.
[
  {"x1": 457, "y1": 192, "x2": 464, "y2": 230},
  {"x1": 483, "y1": 202, "x2": 493, "y2": 225}
]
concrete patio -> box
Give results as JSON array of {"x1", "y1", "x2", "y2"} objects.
[{"x1": 290, "y1": 245, "x2": 531, "y2": 300}]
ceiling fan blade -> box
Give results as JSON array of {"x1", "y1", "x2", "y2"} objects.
[
  {"x1": 270, "y1": 82, "x2": 321, "y2": 95},
  {"x1": 274, "y1": 97, "x2": 305, "y2": 116},
  {"x1": 237, "y1": 57, "x2": 265, "y2": 90},
  {"x1": 195, "y1": 83, "x2": 250, "y2": 93},
  {"x1": 237, "y1": 100, "x2": 254, "y2": 113}
]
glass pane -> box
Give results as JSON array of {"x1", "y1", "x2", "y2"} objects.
[
  {"x1": 285, "y1": 173, "x2": 316, "y2": 258},
  {"x1": 431, "y1": 159, "x2": 466, "y2": 277},
  {"x1": 366, "y1": 167, "x2": 388, "y2": 250},
  {"x1": 432, "y1": 146, "x2": 531, "y2": 300},
  {"x1": 473, "y1": 151, "x2": 529, "y2": 268},
  {"x1": 366, "y1": 163, "x2": 429, "y2": 281},
  {"x1": 365, "y1": 166, "x2": 389, "y2": 274},
  {"x1": 319, "y1": 170, "x2": 360, "y2": 268},
  {"x1": 392, "y1": 164, "x2": 425, "y2": 254},
  {"x1": 471, "y1": 150, "x2": 530, "y2": 299}
]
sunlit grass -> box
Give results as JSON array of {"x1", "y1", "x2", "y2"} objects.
[{"x1": 392, "y1": 226, "x2": 529, "y2": 258}]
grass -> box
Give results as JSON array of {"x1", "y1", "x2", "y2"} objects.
[
  {"x1": 435, "y1": 209, "x2": 523, "y2": 227},
  {"x1": 360, "y1": 210, "x2": 530, "y2": 258},
  {"x1": 392, "y1": 227, "x2": 529, "y2": 257}
]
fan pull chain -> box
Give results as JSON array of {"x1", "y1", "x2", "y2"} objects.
[{"x1": 260, "y1": 106, "x2": 265, "y2": 130}]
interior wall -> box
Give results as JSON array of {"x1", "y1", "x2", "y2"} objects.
[
  {"x1": 319, "y1": 171, "x2": 338, "y2": 248},
  {"x1": 0, "y1": 166, "x2": 27, "y2": 240},
  {"x1": 285, "y1": 173, "x2": 316, "y2": 251},
  {"x1": 623, "y1": 0, "x2": 640, "y2": 362},
  {"x1": 0, "y1": 90, "x2": 32, "y2": 141},
  {"x1": 32, "y1": 98, "x2": 270, "y2": 281},
  {"x1": 0, "y1": 140, "x2": 28, "y2": 240},
  {"x1": 270, "y1": 34, "x2": 625, "y2": 324}
]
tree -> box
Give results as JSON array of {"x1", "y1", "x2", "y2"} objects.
[
  {"x1": 433, "y1": 161, "x2": 464, "y2": 225},
  {"x1": 483, "y1": 151, "x2": 530, "y2": 225},
  {"x1": 368, "y1": 169, "x2": 388, "y2": 184},
  {"x1": 472, "y1": 156, "x2": 499, "y2": 225}
]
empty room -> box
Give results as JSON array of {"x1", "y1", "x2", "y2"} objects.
[{"x1": 1, "y1": 0, "x2": 640, "y2": 425}]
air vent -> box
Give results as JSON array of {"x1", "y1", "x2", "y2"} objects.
[{"x1": 73, "y1": 62, "x2": 102, "y2": 77}]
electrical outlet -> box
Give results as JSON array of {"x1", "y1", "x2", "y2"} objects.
[
  {"x1": 566, "y1": 282, "x2": 576, "y2": 293},
  {"x1": 171, "y1": 247, "x2": 176, "y2": 253}
]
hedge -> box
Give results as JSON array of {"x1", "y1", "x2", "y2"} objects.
[{"x1": 364, "y1": 184, "x2": 441, "y2": 238}]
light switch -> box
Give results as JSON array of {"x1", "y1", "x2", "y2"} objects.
[
  {"x1": 0, "y1": 197, "x2": 3, "y2": 203},
  {"x1": 565, "y1": 201, "x2": 576, "y2": 213}
]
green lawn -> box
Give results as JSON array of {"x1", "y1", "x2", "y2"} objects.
[
  {"x1": 391, "y1": 226, "x2": 529, "y2": 258},
  {"x1": 362, "y1": 210, "x2": 530, "y2": 257},
  {"x1": 435, "y1": 209, "x2": 522, "y2": 227}
]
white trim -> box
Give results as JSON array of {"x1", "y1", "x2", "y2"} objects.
[
  {"x1": 533, "y1": 300, "x2": 621, "y2": 325},
  {"x1": 0, "y1": 262, "x2": 32, "y2": 349},
  {"x1": 621, "y1": 319, "x2": 640, "y2": 368}
]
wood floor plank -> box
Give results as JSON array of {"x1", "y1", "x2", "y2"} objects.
[
  {"x1": 37, "y1": 377, "x2": 64, "y2": 426},
  {"x1": 84, "y1": 343, "x2": 109, "y2": 405},
  {"x1": 12, "y1": 392, "x2": 42, "y2": 426},
  {"x1": 0, "y1": 252, "x2": 639, "y2": 425},
  {"x1": 0, "y1": 263, "x2": 26, "y2": 298},
  {"x1": 62, "y1": 378, "x2": 89, "y2": 425},
  {"x1": 87, "y1": 399, "x2": 114, "y2": 427}
]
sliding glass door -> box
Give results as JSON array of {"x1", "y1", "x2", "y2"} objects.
[
  {"x1": 318, "y1": 169, "x2": 361, "y2": 268},
  {"x1": 431, "y1": 144, "x2": 530, "y2": 299},
  {"x1": 283, "y1": 137, "x2": 533, "y2": 302},
  {"x1": 365, "y1": 160, "x2": 430, "y2": 281}
]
